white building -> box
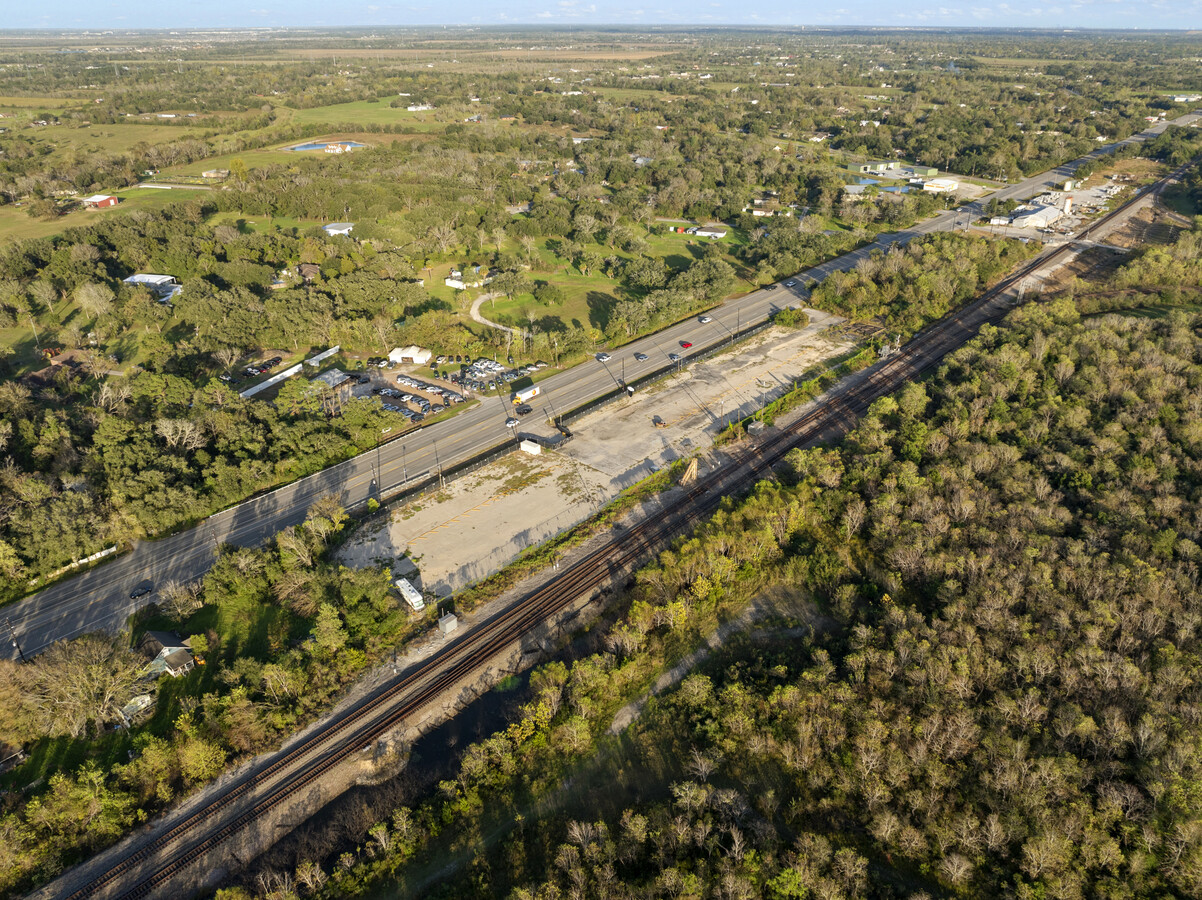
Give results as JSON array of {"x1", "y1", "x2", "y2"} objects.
[
  {"x1": 389, "y1": 346, "x2": 433, "y2": 366},
  {"x1": 322, "y1": 222, "x2": 354, "y2": 236},
  {"x1": 1011, "y1": 205, "x2": 1062, "y2": 229},
  {"x1": 123, "y1": 273, "x2": 181, "y2": 302},
  {"x1": 922, "y1": 178, "x2": 959, "y2": 194}
]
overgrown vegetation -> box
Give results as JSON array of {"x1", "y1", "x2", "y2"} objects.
[{"x1": 241, "y1": 299, "x2": 1202, "y2": 900}]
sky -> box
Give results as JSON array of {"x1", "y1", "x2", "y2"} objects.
[{"x1": 7, "y1": 0, "x2": 1202, "y2": 31}]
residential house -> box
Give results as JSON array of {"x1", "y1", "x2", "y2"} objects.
[
  {"x1": 298, "y1": 263, "x2": 321, "y2": 283},
  {"x1": 140, "y1": 631, "x2": 196, "y2": 678}
]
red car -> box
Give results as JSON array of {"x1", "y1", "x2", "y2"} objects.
[{"x1": 680, "y1": 341, "x2": 692, "y2": 349}]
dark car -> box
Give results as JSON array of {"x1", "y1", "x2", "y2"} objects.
[
  {"x1": 515, "y1": 404, "x2": 533, "y2": 416},
  {"x1": 129, "y1": 582, "x2": 154, "y2": 599}
]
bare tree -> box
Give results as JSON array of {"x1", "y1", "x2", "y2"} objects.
[
  {"x1": 154, "y1": 417, "x2": 206, "y2": 451},
  {"x1": 159, "y1": 580, "x2": 202, "y2": 620},
  {"x1": 75, "y1": 282, "x2": 114, "y2": 321},
  {"x1": 23, "y1": 633, "x2": 141, "y2": 738}
]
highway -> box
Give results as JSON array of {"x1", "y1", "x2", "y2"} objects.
[{"x1": 2, "y1": 112, "x2": 1196, "y2": 660}]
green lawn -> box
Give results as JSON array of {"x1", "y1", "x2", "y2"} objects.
[
  {"x1": 278, "y1": 100, "x2": 451, "y2": 129},
  {"x1": 461, "y1": 227, "x2": 757, "y2": 334},
  {"x1": 0, "y1": 185, "x2": 208, "y2": 244}
]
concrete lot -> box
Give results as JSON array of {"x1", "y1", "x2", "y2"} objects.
[{"x1": 337, "y1": 309, "x2": 850, "y2": 596}]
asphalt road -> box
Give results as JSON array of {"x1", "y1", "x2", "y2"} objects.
[{"x1": 3, "y1": 113, "x2": 1196, "y2": 660}]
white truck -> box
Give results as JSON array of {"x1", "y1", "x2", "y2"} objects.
[
  {"x1": 513, "y1": 385, "x2": 540, "y2": 405},
  {"x1": 394, "y1": 577, "x2": 425, "y2": 612}
]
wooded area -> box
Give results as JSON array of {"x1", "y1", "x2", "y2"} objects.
[{"x1": 242, "y1": 290, "x2": 1202, "y2": 900}]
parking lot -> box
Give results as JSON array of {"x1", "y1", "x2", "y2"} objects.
[{"x1": 338, "y1": 310, "x2": 850, "y2": 596}]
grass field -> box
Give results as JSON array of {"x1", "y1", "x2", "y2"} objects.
[
  {"x1": 22, "y1": 122, "x2": 205, "y2": 155},
  {"x1": 0, "y1": 185, "x2": 209, "y2": 243},
  {"x1": 0, "y1": 95, "x2": 80, "y2": 109},
  {"x1": 454, "y1": 227, "x2": 756, "y2": 335},
  {"x1": 278, "y1": 100, "x2": 450, "y2": 129}
]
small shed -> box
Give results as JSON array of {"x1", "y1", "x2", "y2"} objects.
[
  {"x1": 438, "y1": 612, "x2": 459, "y2": 635},
  {"x1": 82, "y1": 194, "x2": 118, "y2": 209},
  {"x1": 520, "y1": 439, "x2": 542, "y2": 455},
  {"x1": 322, "y1": 222, "x2": 355, "y2": 236}
]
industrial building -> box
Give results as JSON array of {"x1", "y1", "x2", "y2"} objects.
[
  {"x1": 1010, "y1": 205, "x2": 1063, "y2": 229},
  {"x1": 123, "y1": 273, "x2": 182, "y2": 302}
]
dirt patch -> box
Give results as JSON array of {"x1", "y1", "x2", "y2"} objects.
[
  {"x1": 337, "y1": 451, "x2": 617, "y2": 598},
  {"x1": 1103, "y1": 205, "x2": 1185, "y2": 249},
  {"x1": 560, "y1": 312, "x2": 852, "y2": 479}
]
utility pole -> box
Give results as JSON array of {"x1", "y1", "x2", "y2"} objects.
[{"x1": 5, "y1": 619, "x2": 26, "y2": 664}]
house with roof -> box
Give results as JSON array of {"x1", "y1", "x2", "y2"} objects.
[
  {"x1": 82, "y1": 194, "x2": 118, "y2": 209},
  {"x1": 139, "y1": 631, "x2": 196, "y2": 678},
  {"x1": 322, "y1": 222, "x2": 354, "y2": 237}
]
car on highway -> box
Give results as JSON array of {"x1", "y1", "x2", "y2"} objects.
[
  {"x1": 515, "y1": 404, "x2": 533, "y2": 416},
  {"x1": 679, "y1": 341, "x2": 692, "y2": 349},
  {"x1": 699, "y1": 315, "x2": 712, "y2": 323},
  {"x1": 596, "y1": 352, "x2": 612, "y2": 362},
  {"x1": 785, "y1": 280, "x2": 796, "y2": 287},
  {"x1": 129, "y1": 582, "x2": 154, "y2": 599},
  {"x1": 668, "y1": 352, "x2": 682, "y2": 362},
  {"x1": 505, "y1": 417, "x2": 519, "y2": 428},
  {"x1": 633, "y1": 352, "x2": 648, "y2": 361}
]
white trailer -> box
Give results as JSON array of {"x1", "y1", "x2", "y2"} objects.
[
  {"x1": 513, "y1": 385, "x2": 541, "y2": 405},
  {"x1": 394, "y1": 577, "x2": 425, "y2": 612}
]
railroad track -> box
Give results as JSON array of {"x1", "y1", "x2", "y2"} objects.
[{"x1": 58, "y1": 157, "x2": 1190, "y2": 900}]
